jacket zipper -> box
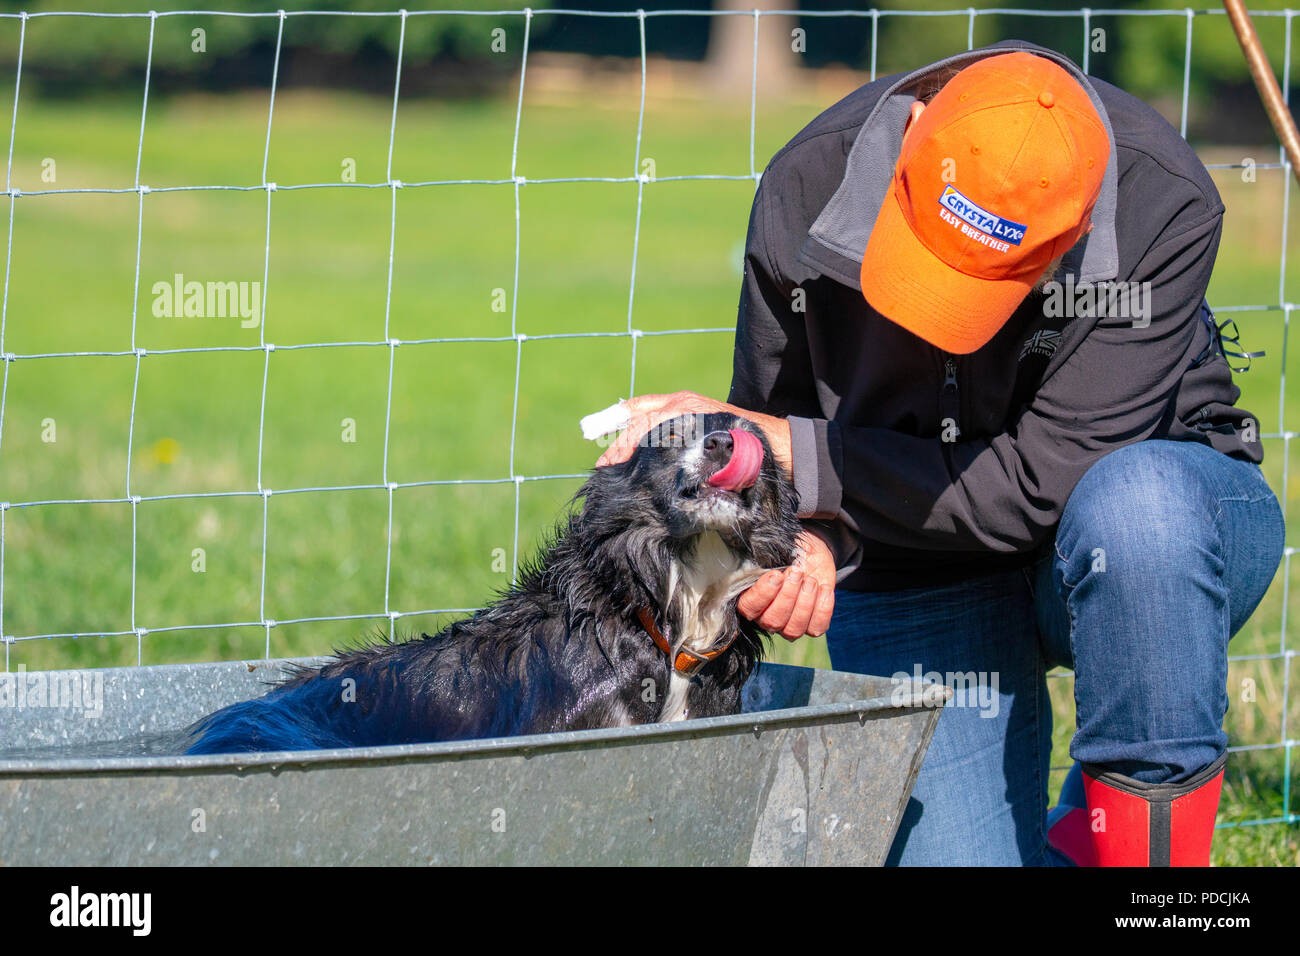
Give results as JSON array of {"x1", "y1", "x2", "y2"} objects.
[{"x1": 940, "y1": 353, "x2": 961, "y2": 440}]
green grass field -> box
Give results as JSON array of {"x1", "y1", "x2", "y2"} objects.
[{"x1": 0, "y1": 85, "x2": 1296, "y2": 863}]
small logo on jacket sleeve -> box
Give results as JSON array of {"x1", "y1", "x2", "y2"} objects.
[{"x1": 1019, "y1": 329, "x2": 1061, "y2": 361}]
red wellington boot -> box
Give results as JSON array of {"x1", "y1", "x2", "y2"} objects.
[{"x1": 1081, "y1": 753, "x2": 1228, "y2": 866}]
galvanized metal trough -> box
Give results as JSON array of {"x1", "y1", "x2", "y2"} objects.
[{"x1": 0, "y1": 658, "x2": 947, "y2": 866}]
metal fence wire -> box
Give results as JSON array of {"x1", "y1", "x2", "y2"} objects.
[{"x1": 0, "y1": 7, "x2": 1294, "y2": 836}]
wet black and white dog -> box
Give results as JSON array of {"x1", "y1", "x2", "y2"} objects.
[{"x1": 185, "y1": 412, "x2": 800, "y2": 754}]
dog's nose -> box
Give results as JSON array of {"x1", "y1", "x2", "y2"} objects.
[{"x1": 702, "y1": 430, "x2": 734, "y2": 464}]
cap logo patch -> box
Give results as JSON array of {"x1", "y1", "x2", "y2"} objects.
[{"x1": 938, "y1": 185, "x2": 1027, "y2": 248}]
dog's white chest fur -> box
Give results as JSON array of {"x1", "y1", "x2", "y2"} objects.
[
  {"x1": 658, "y1": 531, "x2": 763, "y2": 723},
  {"x1": 660, "y1": 674, "x2": 696, "y2": 723}
]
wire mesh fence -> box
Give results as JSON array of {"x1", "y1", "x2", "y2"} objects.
[{"x1": 0, "y1": 6, "x2": 1294, "y2": 840}]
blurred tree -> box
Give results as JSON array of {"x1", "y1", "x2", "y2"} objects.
[{"x1": 705, "y1": 0, "x2": 798, "y2": 96}]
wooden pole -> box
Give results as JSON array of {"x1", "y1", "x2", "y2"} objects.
[{"x1": 1223, "y1": 0, "x2": 1300, "y2": 185}]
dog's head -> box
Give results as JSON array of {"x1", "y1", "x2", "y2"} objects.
[{"x1": 575, "y1": 411, "x2": 801, "y2": 571}]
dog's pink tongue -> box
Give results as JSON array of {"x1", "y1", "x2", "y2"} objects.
[{"x1": 706, "y1": 428, "x2": 764, "y2": 491}]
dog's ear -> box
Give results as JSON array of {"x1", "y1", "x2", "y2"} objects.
[{"x1": 573, "y1": 453, "x2": 638, "y2": 514}]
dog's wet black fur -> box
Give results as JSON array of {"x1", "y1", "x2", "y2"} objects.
[{"x1": 185, "y1": 412, "x2": 801, "y2": 754}]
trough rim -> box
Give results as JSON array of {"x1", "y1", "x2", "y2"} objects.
[{"x1": 0, "y1": 669, "x2": 950, "y2": 778}]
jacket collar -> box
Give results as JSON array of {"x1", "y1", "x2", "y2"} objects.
[{"x1": 797, "y1": 39, "x2": 1120, "y2": 292}]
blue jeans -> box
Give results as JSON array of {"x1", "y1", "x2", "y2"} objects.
[{"x1": 826, "y1": 440, "x2": 1284, "y2": 866}]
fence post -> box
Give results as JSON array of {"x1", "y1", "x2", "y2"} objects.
[{"x1": 1224, "y1": 0, "x2": 1300, "y2": 186}]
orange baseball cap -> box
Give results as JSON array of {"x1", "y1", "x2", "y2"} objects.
[{"x1": 860, "y1": 52, "x2": 1108, "y2": 354}]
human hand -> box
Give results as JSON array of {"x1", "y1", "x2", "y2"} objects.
[{"x1": 736, "y1": 530, "x2": 836, "y2": 640}]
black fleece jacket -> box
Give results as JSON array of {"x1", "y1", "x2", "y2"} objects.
[{"x1": 727, "y1": 40, "x2": 1261, "y2": 592}]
